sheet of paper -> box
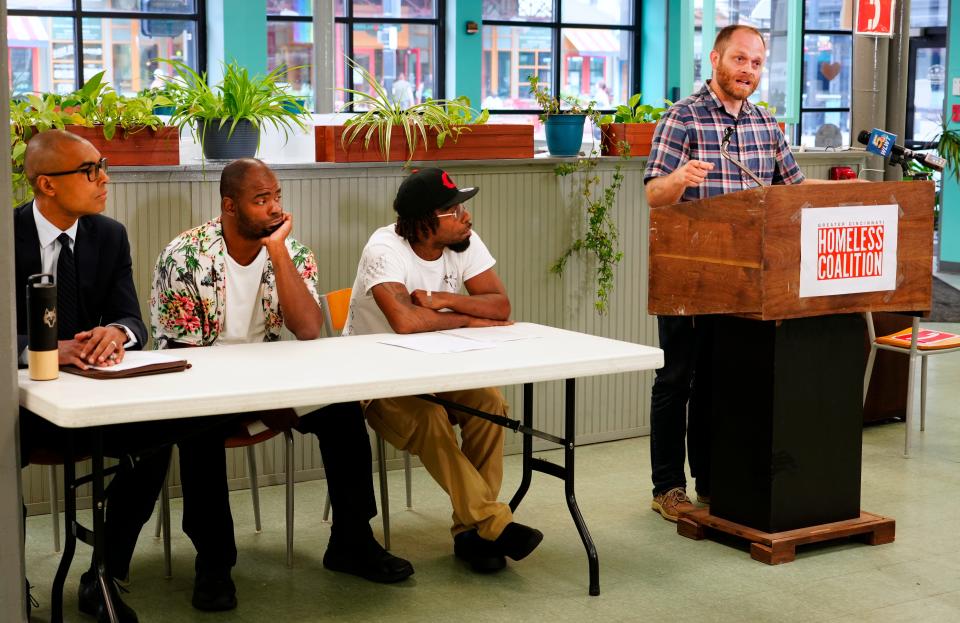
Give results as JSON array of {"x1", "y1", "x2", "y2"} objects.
[
  {"x1": 440, "y1": 325, "x2": 542, "y2": 343},
  {"x1": 379, "y1": 333, "x2": 497, "y2": 354},
  {"x1": 88, "y1": 350, "x2": 186, "y2": 372}
]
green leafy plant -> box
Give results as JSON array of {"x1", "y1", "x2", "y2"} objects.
[
  {"x1": 527, "y1": 75, "x2": 598, "y2": 123},
  {"x1": 161, "y1": 59, "x2": 309, "y2": 153},
  {"x1": 551, "y1": 153, "x2": 627, "y2": 315},
  {"x1": 529, "y1": 74, "x2": 629, "y2": 314},
  {"x1": 933, "y1": 121, "x2": 960, "y2": 184},
  {"x1": 337, "y1": 57, "x2": 488, "y2": 162},
  {"x1": 9, "y1": 73, "x2": 172, "y2": 207},
  {"x1": 598, "y1": 93, "x2": 669, "y2": 125}
]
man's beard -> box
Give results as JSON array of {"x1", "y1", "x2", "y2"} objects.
[
  {"x1": 237, "y1": 212, "x2": 282, "y2": 240},
  {"x1": 714, "y1": 63, "x2": 757, "y2": 101},
  {"x1": 448, "y1": 237, "x2": 471, "y2": 253}
]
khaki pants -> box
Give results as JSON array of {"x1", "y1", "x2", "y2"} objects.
[{"x1": 365, "y1": 387, "x2": 513, "y2": 540}]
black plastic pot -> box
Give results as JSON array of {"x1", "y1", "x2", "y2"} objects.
[{"x1": 198, "y1": 118, "x2": 260, "y2": 159}]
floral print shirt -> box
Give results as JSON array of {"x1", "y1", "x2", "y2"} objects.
[{"x1": 150, "y1": 216, "x2": 319, "y2": 349}]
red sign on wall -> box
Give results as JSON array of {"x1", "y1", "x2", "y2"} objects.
[{"x1": 855, "y1": 0, "x2": 896, "y2": 37}]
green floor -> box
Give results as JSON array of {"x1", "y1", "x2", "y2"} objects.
[{"x1": 24, "y1": 323, "x2": 960, "y2": 622}]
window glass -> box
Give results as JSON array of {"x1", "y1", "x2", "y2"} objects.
[
  {"x1": 911, "y1": 46, "x2": 946, "y2": 144},
  {"x1": 81, "y1": 17, "x2": 197, "y2": 95},
  {"x1": 9, "y1": 0, "x2": 72, "y2": 8},
  {"x1": 804, "y1": 0, "x2": 853, "y2": 30},
  {"x1": 482, "y1": 0, "x2": 552, "y2": 22},
  {"x1": 802, "y1": 34, "x2": 852, "y2": 109},
  {"x1": 351, "y1": 0, "x2": 435, "y2": 19},
  {"x1": 909, "y1": 0, "x2": 948, "y2": 29},
  {"x1": 560, "y1": 0, "x2": 632, "y2": 26},
  {"x1": 345, "y1": 23, "x2": 437, "y2": 109},
  {"x1": 800, "y1": 111, "x2": 849, "y2": 149},
  {"x1": 267, "y1": 0, "x2": 313, "y2": 16},
  {"x1": 481, "y1": 25, "x2": 551, "y2": 110},
  {"x1": 268, "y1": 21, "x2": 314, "y2": 111},
  {"x1": 81, "y1": 0, "x2": 197, "y2": 13},
  {"x1": 559, "y1": 28, "x2": 631, "y2": 109}
]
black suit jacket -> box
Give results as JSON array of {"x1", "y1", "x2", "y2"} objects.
[{"x1": 14, "y1": 201, "x2": 147, "y2": 357}]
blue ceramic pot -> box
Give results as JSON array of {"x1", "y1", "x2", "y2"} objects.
[{"x1": 544, "y1": 114, "x2": 586, "y2": 157}]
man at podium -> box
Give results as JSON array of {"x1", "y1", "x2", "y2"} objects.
[{"x1": 643, "y1": 24, "x2": 817, "y2": 522}]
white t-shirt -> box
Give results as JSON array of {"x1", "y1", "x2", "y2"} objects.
[
  {"x1": 344, "y1": 224, "x2": 496, "y2": 336},
  {"x1": 219, "y1": 247, "x2": 268, "y2": 345}
]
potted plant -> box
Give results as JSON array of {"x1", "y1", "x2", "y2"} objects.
[
  {"x1": 599, "y1": 93, "x2": 668, "y2": 157},
  {"x1": 316, "y1": 58, "x2": 533, "y2": 163},
  {"x1": 527, "y1": 75, "x2": 598, "y2": 157},
  {"x1": 162, "y1": 59, "x2": 309, "y2": 160},
  {"x1": 10, "y1": 73, "x2": 178, "y2": 206}
]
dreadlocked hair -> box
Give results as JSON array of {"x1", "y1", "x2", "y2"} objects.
[{"x1": 394, "y1": 212, "x2": 440, "y2": 244}]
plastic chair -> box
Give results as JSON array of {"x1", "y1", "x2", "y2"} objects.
[
  {"x1": 154, "y1": 425, "x2": 295, "y2": 571},
  {"x1": 320, "y1": 287, "x2": 413, "y2": 551},
  {"x1": 863, "y1": 312, "x2": 960, "y2": 457}
]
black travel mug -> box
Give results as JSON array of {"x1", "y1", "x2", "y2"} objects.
[{"x1": 27, "y1": 273, "x2": 58, "y2": 380}]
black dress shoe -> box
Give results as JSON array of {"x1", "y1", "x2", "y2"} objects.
[
  {"x1": 323, "y1": 535, "x2": 414, "y2": 583},
  {"x1": 492, "y1": 522, "x2": 544, "y2": 561},
  {"x1": 192, "y1": 567, "x2": 237, "y2": 612},
  {"x1": 78, "y1": 570, "x2": 139, "y2": 623},
  {"x1": 454, "y1": 530, "x2": 507, "y2": 573}
]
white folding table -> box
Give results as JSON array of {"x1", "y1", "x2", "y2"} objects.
[{"x1": 19, "y1": 323, "x2": 663, "y2": 620}]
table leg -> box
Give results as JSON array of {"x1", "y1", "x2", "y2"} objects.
[
  {"x1": 91, "y1": 432, "x2": 119, "y2": 623},
  {"x1": 508, "y1": 383, "x2": 534, "y2": 511},
  {"x1": 561, "y1": 378, "x2": 599, "y2": 596},
  {"x1": 50, "y1": 439, "x2": 76, "y2": 623}
]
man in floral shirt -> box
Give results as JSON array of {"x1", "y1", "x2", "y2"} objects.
[{"x1": 150, "y1": 159, "x2": 413, "y2": 613}]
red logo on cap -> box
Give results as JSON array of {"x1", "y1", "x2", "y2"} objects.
[{"x1": 441, "y1": 172, "x2": 456, "y2": 189}]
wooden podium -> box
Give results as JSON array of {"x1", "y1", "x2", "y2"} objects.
[{"x1": 649, "y1": 181, "x2": 934, "y2": 560}]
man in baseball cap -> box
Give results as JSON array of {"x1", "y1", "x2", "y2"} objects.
[{"x1": 343, "y1": 167, "x2": 544, "y2": 574}]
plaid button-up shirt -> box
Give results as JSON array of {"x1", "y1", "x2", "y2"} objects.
[{"x1": 644, "y1": 81, "x2": 804, "y2": 202}]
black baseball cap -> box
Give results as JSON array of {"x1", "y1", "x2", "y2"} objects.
[{"x1": 393, "y1": 168, "x2": 479, "y2": 219}]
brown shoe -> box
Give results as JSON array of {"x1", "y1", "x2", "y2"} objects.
[{"x1": 651, "y1": 487, "x2": 695, "y2": 522}]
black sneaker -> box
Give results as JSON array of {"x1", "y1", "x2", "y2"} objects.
[
  {"x1": 77, "y1": 570, "x2": 139, "y2": 623},
  {"x1": 192, "y1": 567, "x2": 237, "y2": 612},
  {"x1": 453, "y1": 530, "x2": 506, "y2": 573},
  {"x1": 492, "y1": 522, "x2": 544, "y2": 561},
  {"x1": 323, "y1": 534, "x2": 414, "y2": 583}
]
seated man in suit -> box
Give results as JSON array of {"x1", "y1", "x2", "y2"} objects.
[
  {"x1": 150, "y1": 158, "x2": 414, "y2": 613},
  {"x1": 343, "y1": 167, "x2": 543, "y2": 573},
  {"x1": 15, "y1": 129, "x2": 170, "y2": 622}
]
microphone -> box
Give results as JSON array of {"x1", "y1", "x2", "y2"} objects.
[
  {"x1": 857, "y1": 129, "x2": 946, "y2": 172},
  {"x1": 719, "y1": 122, "x2": 765, "y2": 187}
]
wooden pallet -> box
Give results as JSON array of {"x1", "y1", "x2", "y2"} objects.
[{"x1": 677, "y1": 508, "x2": 895, "y2": 564}]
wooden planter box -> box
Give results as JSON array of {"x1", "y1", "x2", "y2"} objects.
[
  {"x1": 64, "y1": 125, "x2": 180, "y2": 166},
  {"x1": 315, "y1": 124, "x2": 534, "y2": 163},
  {"x1": 601, "y1": 123, "x2": 656, "y2": 157}
]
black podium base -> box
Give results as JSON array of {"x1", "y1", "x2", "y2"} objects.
[{"x1": 710, "y1": 314, "x2": 866, "y2": 533}]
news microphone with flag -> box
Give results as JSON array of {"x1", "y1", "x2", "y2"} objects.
[{"x1": 857, "y1": 129, "x2": 946, "y2": 172}]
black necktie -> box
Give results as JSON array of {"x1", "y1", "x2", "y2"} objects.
[{"x1": 56, "y1": 232, "x2": 79, "y2": 340}]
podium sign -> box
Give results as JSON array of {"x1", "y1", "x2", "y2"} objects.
[{"x1": 799, "y1": 204, "x2": 899, "y2": 297}]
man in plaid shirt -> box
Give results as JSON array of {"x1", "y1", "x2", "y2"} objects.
[{"x1": 644, "y1": 24, "x2": 836, "y2": 522}]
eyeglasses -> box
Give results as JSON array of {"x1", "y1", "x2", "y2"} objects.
[
  {"x1": 38, "y1": 157, "x2": 108, "y2": 183},
  {"x1": 437, "y1": 204, "x2": 465, "y2": 219}
]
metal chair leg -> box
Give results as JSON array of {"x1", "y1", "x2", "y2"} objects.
[
  {"x1": 920, "y1": 355, "x2": 928, "y2": 432},
  {"x1": 48, "y1": 465, "x2": 61, "y2": 553},
  {"x1": 376, "y1": 434, "x2": 391, "y2": 551},
  {"x1": 246, "y1": 445, "x2": 262, "y2": 533},
  {"x1": 322, "y1": 491, "x2": 331, "y2": 522},
  {"x1": 863, "y1": 345, "x2": 877, "y2": 406},
  {"x1": 284, "y1": 431, "x2": 294, "y2": 568},
  {"x1": 904, "y1": 317, "x2": 920, "y2": 458},
  {"x1": 160, "y1": 466, "x2": 172, "y2": 579},
  {"x1": 403, "y1": 452, "x2": 413, "y2": 509}
]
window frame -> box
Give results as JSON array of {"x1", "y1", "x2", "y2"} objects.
[
  {"x1": 481, "y1": 0, "x2": 643, "y2": 115},
  {"x1": 8, "y1": 0, "x2": 207, "y2": 94},
  {"x1": 333, "y1": 0, "x2": 446, "y2": 104},
  {"x1": 798, "y1": 0, "x2": 852, "y2": 146}
]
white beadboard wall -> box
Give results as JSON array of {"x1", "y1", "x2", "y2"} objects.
[{"x1": 22, "y1": 152, "x2": 867, "y2": 512}]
